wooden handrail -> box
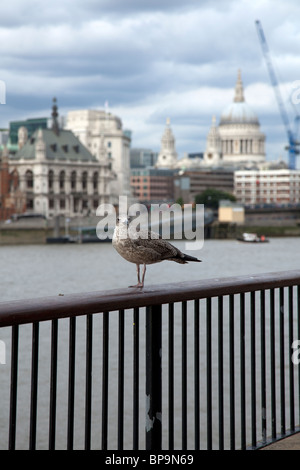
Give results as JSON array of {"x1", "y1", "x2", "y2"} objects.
[{"x1": 0, "y1": 270, "x2": 299, "y2": 327}]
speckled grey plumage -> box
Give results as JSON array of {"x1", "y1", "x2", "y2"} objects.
[{"x1": 112, "y1": 216, "x2": 201, "y2": 287}]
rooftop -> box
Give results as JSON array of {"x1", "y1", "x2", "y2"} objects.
[
  {"x1": 11, "y1": 98, "x2": 97, "y2": 163},
  {"x1": 11, "y1": 127, "x2": 97, "y2": 162}
]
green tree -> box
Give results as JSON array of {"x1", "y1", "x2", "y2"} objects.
[
  {"x1": 194, "y1": 188, "x2": 236, "y2": 209},
  {"x1": 175, "y1": 197, "x2": 184, "y2": 207}
]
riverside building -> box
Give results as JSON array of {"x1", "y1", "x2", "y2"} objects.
[
  {"x1": 234, "y1": 169, "x2": 300, "y2": 205},
  {"x1": 65, "y1": 108, "x2": 132, "y2": 205},
  {"x1": 8, "y1": 99, "x2": 115, "y2": 218}
]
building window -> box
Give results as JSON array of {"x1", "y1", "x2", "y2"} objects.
[
  {"x1": 48, "y1": 170, "x2": 54, "y2": 191},
  {"x1": 74, "y1": 198, "x2": 80, "y2": 213},
  {"x1": 26, "y1": 197, "x2": 34, "y2": 210},
  {"x1": 93, "y1": 172, "x2": 98, "y2": 191},
  {"x1": 59, "y1": 171, "x2": 65, "y2": 191},
  {"x1": 71, "y1": 171, "x2": 76, "y2": 190},
  {"x1": 60, "y1": 199, "x2": 65, "y2": 209},
  {"x1": 82, "y1": 171, "x2": 88, "y2": 191},
  {"x1": 107, "y1": 141, "x2": 112, "y2": 148},
  {"x1": 25, "y1": 170, "x2": 34, "y2": 189}
]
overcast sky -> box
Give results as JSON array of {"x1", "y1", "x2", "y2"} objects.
[{"x1": 1, "y1": 0, "x2": 300, "y2": 165}]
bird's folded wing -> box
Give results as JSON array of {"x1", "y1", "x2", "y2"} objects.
[{"x1": 130, "y1": 235, "x2": 178, "y2": 259}]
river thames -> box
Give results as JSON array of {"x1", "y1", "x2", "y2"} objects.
[
  {"x1": 1, "y1": 237, "x2": 299, "y2": 301},
  {"x1": 0, "y1": 238, "x2": 299, "y2": 449}
]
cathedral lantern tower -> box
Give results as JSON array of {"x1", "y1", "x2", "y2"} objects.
[
  {"x1": 156, "y1": 118, "x2": 178, "y2": 168},
  {"x1": 203, "y1": 116, "x2": 222, "y2": 166}
]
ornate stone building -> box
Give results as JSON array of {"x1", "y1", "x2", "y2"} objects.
[
  {"x1": 218, "y1": 70, "x2": 266, "y2": 164},
  {"x1": 0, "y1": 146, "x2": 25, "y2": 220},
  {"x1": 65, "y1": 108, "x2": 131, "y2": 204},
  {"x1": 156, "y1": 71, "x2": 266, "y2": 172},
  {"x1": 9, "y1": 99, "x2": 115, "y2": 218},
  {"x1": 203, "y1": 70, "x2": 266, "y2": 167}
]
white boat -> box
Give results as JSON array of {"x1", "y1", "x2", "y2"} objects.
[{"x1": 237, "y1": 232, "x2": 269, "y2": 243}]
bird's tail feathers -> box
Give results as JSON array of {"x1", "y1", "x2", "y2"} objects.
[
  {"x1": 169, "y1": 253, "x2": 202, "y2": 263},
  {"x1": 182, "y1": 253, "x2": 201, "y2": 263}
]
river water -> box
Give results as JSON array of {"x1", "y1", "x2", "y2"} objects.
[{"x1": 0, "y1": 238, "x2": 299, "y2": 449}]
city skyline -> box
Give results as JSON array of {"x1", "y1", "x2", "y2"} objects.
[{"x1": 0, "y1": 0, "x2": 300, "y2": 165}]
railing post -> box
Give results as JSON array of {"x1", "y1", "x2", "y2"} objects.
[{"x1": 145, "y1": 304, "x2": 162, "y2": 450}]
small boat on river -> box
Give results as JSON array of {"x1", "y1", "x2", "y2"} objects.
[{"x1": 237, "y1": 232, "x2": 269, "y2": 243}]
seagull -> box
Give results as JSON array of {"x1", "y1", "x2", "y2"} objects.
[{"x1": 112, "y1": 215, "x2": 201, "y2": 288}]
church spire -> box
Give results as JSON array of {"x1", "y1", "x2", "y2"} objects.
[
  {"x1": 156, "y1": 117, "x2": 178, "y2": 168},
  {"x1": 234, "y1": 69, "x2": 245, "y2": 103},
  {"x1": 51, "y1": 97, "x2": 60, "y2": 135}
]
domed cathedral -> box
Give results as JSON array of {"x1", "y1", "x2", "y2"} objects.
[
  {"x1": 218, "y1": 69, "x2": 266, "y2": 165},
  {"x1": 156, "y1": 118, "x2": 178, "y2": 168}
]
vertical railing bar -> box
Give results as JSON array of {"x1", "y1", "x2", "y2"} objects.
[
  {"x1": 194, "y1": 299, "x2": 200, "y2": 450},
  {"x1": 49, "y1": 318, "x2": 58, "y2": 450},
  {"x1": 297, "y1": 285, "x2": 300, "y2": 424},
  {"x1": 145, "y1": 304, "x2": 162, "y2": 450},
  {"x1": 260, "y1": 290, "x2": 267, "y2": 444},
  {"x1": 133, "y1": 307, "x2": 139, "y2": 450},
  {"x1": 218, "y1": 296, "x2": 224, "y2": 451},
  {"x1": 240, "y1": 292, "x2": 246, "y2": 450},
  {"x1": 298, "y1": 285, "x2": 300, "y2": 428},
  {"x1": 270, "y1": 288, "x2": 276, "y2": 440},
  {"x1": 206, "y1": 297, "x2": 212, "y2": 451},
  {"x1": 288, "y1": 286, "x2": 295, "y2": 431},
  {"x1": 181, "y1": 301, "x2": 187, "y2": 451},
  {"x1": 168, "y1": 303, "x2": 174, "y2": 451},
  {"x1": 85, "y1": 314, "x2": 93, "y2": 450},
  {"x1": 250, "y1": 291, "x2": 256, "y2": 448},
  {"x1": 118, "y1": 309, "x2": 125, "y2": 451},
  {"x1": 9, "y1": 325, "x2": 19, "y2": 450},
  {"x1": 279, "y1": 287, "x2": 286, "y2": 436},
  {"x1": 29, "y1": 322, "x2": 39, "y2": 450},
  {"x1": 67, "y1": 316, "x2": 76, "y2": 450},
  {"x1": 101, "y1": 311, "x2": 109, "y2": 451},
  {"x1": 229, "y1": 294, "x2": 235, "y2": 450}
]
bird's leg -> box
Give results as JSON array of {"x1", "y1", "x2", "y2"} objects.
[
  {"x1": 129, "y1": 264, "x2": 144, "y2": 288},
  {"x1": 141, "y1": 264, "x2": 146, "y2": 286},
  {"x1": 137, "y1": 264, "x2": 141, "y2": 284}
]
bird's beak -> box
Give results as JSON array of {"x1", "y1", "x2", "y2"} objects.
[{"x1": 118, "y1": 216, "x2": 130, "y2": 226}]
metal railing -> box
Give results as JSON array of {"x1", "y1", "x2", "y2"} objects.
[{"x1": 0, "y1": 270, "x2": 300, "y2": 450}]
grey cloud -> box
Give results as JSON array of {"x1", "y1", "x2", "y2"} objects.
[
  {"x1": 0, "y1": 0, "x2": 299, "y2": 164},
  {"x1": 0, "y1": 0, "x2": 232, "y2": 28}
]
